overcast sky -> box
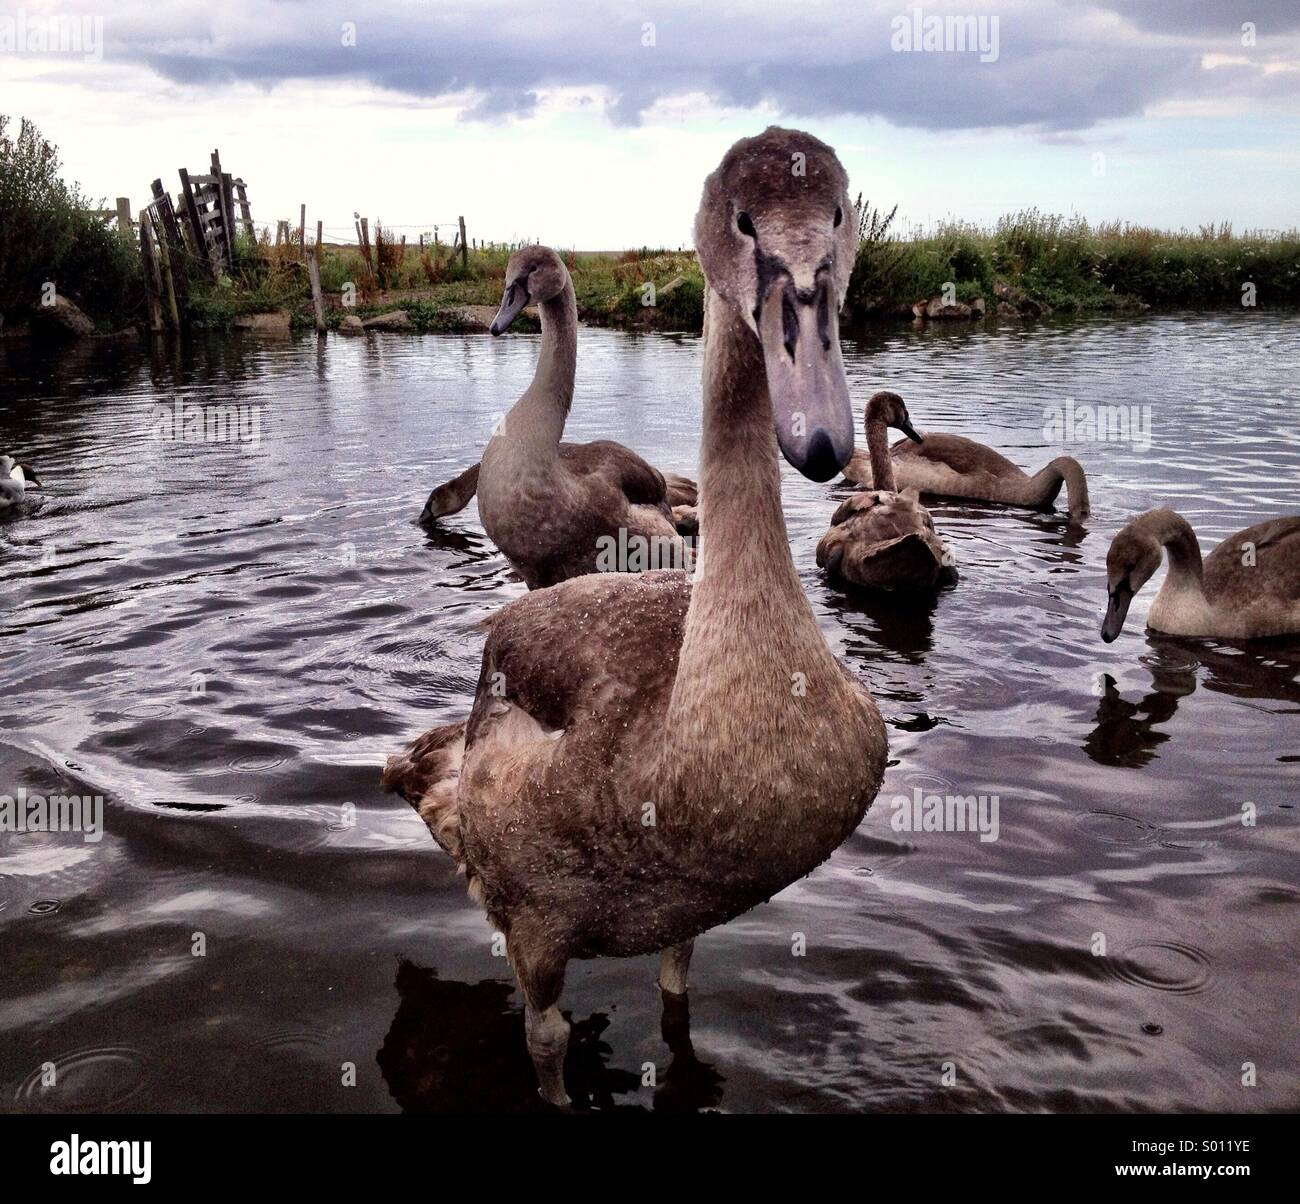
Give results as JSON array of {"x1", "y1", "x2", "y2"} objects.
[{"x1": 2, "y1": 0, "x2": 1297, "y2": 248}]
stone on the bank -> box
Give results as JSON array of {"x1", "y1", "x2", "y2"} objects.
[
  {"x1": 32, "y1": 296, "x2": 95, "y2": 339},
  {"x1": 925, "y1": 296, "x2": 975, "y2": 319},
  {"x1": 234, "y1": 310, "x2": 291, "y2": 333},
  {"x1": 362, "y1": 310, "x2": 412, "y2": 331}
]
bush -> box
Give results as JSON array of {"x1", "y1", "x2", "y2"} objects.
[
  {"x1": 845, "y1": 198, "x2": 906, "y2": 312},
  {"x1": 846, "y1": 199, "x2": 1001, "y2": 313},
  {"x1": 0, "y1": 115, "x2": 79, "y2": 317},
  {"x1": 994, "y1": 210, "x2": 1099, "y2": 304},
  {"x1": 373, "y1": 224, "x2": 406, "y2": 290},
  {"x1": 0, "y1": 114, "x2": 142, "y2": 329},
  {"x1": 604, "y1": 252, "x2": 704, "y2": 329},
  {"x1": 318, "y1": 249, "x2": 370, "y2": 293},
  {"x1": 654, "y1": 275, "x2": 704, "y2": 329},
  {"x1": 57, "y1": 209, "x2": 144, "y2": 329}
]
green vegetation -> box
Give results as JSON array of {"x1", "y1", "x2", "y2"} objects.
[
  {"x1": 188, "y1": 237, "x2": 532, "y2": 332},
  {"x1": 310, "y1": 242, "x2": 706, "y2": 329},
  {"x1": 847, "y1": 198, "x2": 1300, "y2": 319},
  {"x1": 0, "y1": 115, "x2": 142, "y2": 332},
  {"x1": 577, "y1": 251, "x2": 703, "y2": 330},
  {"x1": 5, "y1": 115, "x2": 1295, "y2": 340},
  {"x1": 188, "y1": 240, "x2": 705, "y2": 334}
]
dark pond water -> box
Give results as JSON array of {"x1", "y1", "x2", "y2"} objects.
[{"x1": 1, "y1": 313, "x2": 1297, "y2": 1113}]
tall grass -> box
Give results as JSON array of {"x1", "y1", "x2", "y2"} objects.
[
  {"x1": 847, "y1": 204, "x2": 1300, "y2": 318},
  {"x1": 581, "y1": 250, "x2": 703, "y2": 329}
]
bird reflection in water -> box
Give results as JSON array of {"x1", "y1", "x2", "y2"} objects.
[
  {"x1": 377, "y1": 960, "x2": 722, "y2": 1112},
  {"x1": 825, "y1": 583, "x2": 943, "y2": 661},
  {"x1": 1084, "y1": 636, "x2": 1300, "y2": 768}
]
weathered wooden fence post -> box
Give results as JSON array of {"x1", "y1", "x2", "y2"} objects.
[
  {"x1": 359, "y1": 218, "x2": 373, "y2": 271},
  {"x1": 221, "y1": 173, "x2": 236, "y2": 254},
  {"x1": 178, "y1": 168, "x2": 211, "y2": 275},
  {"x1": 210, "y1": 150, "x2": 235, "y2": 266},
  {"x1": 151, "y1": 179, "x2": 190, "y2": 311},
  {"x1": 116, "y1": 198, "x2": 133, "y2": 238},
  {"x1": 305, "y1": 246, "x2": 327, "y2": 334},
  {"x1": 298, "y1": 204, "x2": 306, "y2": 259},
  {"x1": 139, "y1": 214, "x2": 165, "y2": 333},
  {"x1": 154, "y1": 216, "x2": 181, "y2": 330},
  {"x1": 459, "y1": 216, "x2": 468, "y2": 270},
  {"x1": 234, "y1": 179, "x2": 255, "y2": 239}
]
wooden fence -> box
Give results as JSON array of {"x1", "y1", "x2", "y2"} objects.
[
  {"x1": 116, "y1": 145, "x2": 491, "y2": 333},
  {"x1": 124, "y1": 149, "x2": 244, "y2": 331}
]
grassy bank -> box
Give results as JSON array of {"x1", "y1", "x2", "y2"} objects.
[
  {"x1": 182, "y1": 236, "x2": 703, "y2": 334},
  {"x1": 4, "y1": 116, "x2": 1296, "y2": 339},
  {"x1": 848, "y1": 201, "x2": 1300, "y2": 319},
  {"x1": 231, "y1": 208, "x2": 1293, "y2": 335}
]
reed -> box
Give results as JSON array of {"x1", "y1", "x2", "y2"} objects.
[{"x1": 847, "y1": 204, "x2": 1300, "y2": 318}]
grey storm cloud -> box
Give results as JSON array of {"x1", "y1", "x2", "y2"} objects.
[
  {"x1": 1085, "y1": 0, "x2": 1300, "y2": 36},
  {"x1": 87, "y1": 0, "x2": 1299, "y2": 132}
]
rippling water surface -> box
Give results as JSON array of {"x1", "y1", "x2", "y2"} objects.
[{"x1": 2, "y1": 313, "x2": 1297, "y2": 1113}]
